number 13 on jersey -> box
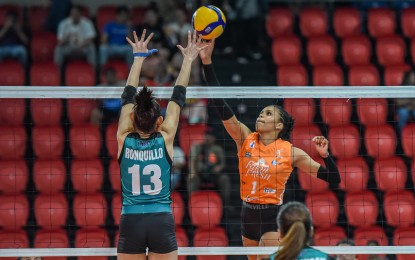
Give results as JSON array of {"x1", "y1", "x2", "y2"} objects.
[{"x1": 128, "y1": 164, "x2": 163, "y2": 195}]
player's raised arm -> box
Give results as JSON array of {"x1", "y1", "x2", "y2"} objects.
[
  {"x1": 199, "y1": 39, "x2": 251, "y2": 151},
  {"x1": 159, "y1": 30, "x2": 206, "y2": 143},
  {"x1": 116, "y1": 29, "x2": 156, "y2": 158}
]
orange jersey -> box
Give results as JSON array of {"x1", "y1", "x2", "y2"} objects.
[{"x1": 238, "y1": 132, "x2": 293, "y2": 205}]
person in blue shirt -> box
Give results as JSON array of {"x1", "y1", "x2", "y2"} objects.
[
  {"x1": 99, "y1": 6, "x2": 133, "y2": 67},
  {"x1": 116, "y1": 29, "x2": 205, "y2": 260},
  {"x1": 266, "y1": 201, "x2": 335, "y2": 260}
]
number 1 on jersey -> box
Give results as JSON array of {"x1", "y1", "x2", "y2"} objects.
[{"x1": 251, "y1": 181, "x2": 257, "y2": 194}]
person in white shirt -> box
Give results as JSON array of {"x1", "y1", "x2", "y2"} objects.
[{"x1": 54, "y1": 5, "x2": 96, "y2": 68}]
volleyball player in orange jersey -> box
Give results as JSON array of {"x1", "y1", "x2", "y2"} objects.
[{"x1": 198, "y1": 40, "x2": 341, "y2": 260}]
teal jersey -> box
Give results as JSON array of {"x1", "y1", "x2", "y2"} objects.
[
  {"x1": 118, "y1": 132, "x2": 172, "y2": 214},
  {"x1": 268, "y1": 246, "x2": 334, "y2": 260}
]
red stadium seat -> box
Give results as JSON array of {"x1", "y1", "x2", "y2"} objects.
[
  {"x1": 176, "y1": 226, "x2": 189, "y2": 260},
  {"x1": 0, "y1": 230, "x2": 28, "y2": 249},
  {"x1": 193, "y1": 227, "x2": 228, "y2": 260},
  {"x1": 342, "y1": 35, "x2": 372, "y2": 66},
  {"x1": 179, "y1": 124, "x2": 207, "y2": 157},
  {"x1": 67, "y1": 99, "x2": 97, "y2": 125},
  {"x1": 298, "y1": 157, "x2": 329, "y2": 192},
  {"x1": 384, "y1": 191, "x2": 415, "y2": 227},
  {"x1": 374, "y1": 157, "x2": 407, "y2": 192},
  {"x1": 0, "y1": 160, "x2": 28, "y2": 194},
  {"x1": 75, "y1": 228, "x2": 110, "y2": 260},
  {"x1": 0, "y1": 126, "x2": 26, "y2": 159},
  {"x1": 171, "y1": 191, "x2": 185, "y2": 225},
  {"x1": 299, "y1": 8, "x2": 328, "y2": 37},
  {"x1": 34, "y1": 194, "x2": 68, "y2": 229},
  {"x1": 0, "y1": 5, "x2": 23, "y2": 27},
  {"x1": 393, "y1": 227, "x2": 415, "y2": 260},
  {"x1": 271, "y1": 36, "x2": 301, "y2": 65},
  {"x1": 313, "y1": 65, "x2": 344, "y2": 86},
  {"x1": 109, "y1": 159, "x2": 120, "y2": 192},
  {"x1": 402, "y1": 7, "x2": 415, "y2": 38},
  {"x1": 189, "y1": 191, "x2": 222, "y2": 227},
  {"x1": 354, "y1": 226, "x2": 388, "y2": 246},
  {"x1": 345, "y1": 191, "x2": 379, "y2": 227},
  {"x1": 28, "y1": 6, "x2": 49, "y2": 33},
  {"x1": 65, "y1": 61, "x2": 95, "y2": 86},
  {"x1": 101, "y1": 60, "x2": 129, "y2": 83},
  {"x1": 364, "y1": 124, "x2": 396, "y2": 159},
  {"x1": 70, "y1": 125, "x2": 102, "y2": 159},
  {"x1": 33, "y1": 159, "x2": 66, "y2": 193},
  {"x1": 368, "y1": 8, "x2": 396, "y2": 38},
  {"x1": 357, "y1": 98, "x2": 388, "y2": 126},
  {"x1": 333, "y1": 7, "x2": 361, "y2": 38},
  {"x1": 112, "y1": 193, "x2": 121, "y2": 226},
  {"x1": 328, "y1": 125, "x2": 360, "y2": 159},
  {"x1": 277, "y1": 65, "x2": 308, "y2": 86},
  {"x1": 96, "y1": 5, "x2": 116, "y2": 32},
  {"x1": 376, "y1": 36, "x2": 406, "y2": 66},
  {"x1": 31, "y1": 98, "x2": 62, "y2": 126},
  {"x1": 0, "y1": 195, "x2": 29, "y2": 230},
  {"x1": 307, "y1": 36, "x2": 336, "y2": 66},
  {"x1": 31, "y1": 32, "x2": 57, "y2": 62},
  {"x1": 71, "y1": 159, "x2": 103, "y2": 193},
  {"x1": 349, "y1": 65, "x2": 380, "y2": 86},
  {"x1": 30, "y1": 62, "x2": 61, "y2": 86},
  {"x1": 266, "y1": 7, "x2": 294, "y2": 38},
  {"x1": 0, "y1": 98, "x2": 25, "y2": 126},
  {"x1": 34, "y1": 229, "x2": 69, "y2": 253},
  {"x1": 73, "y1": 193, "x2": 107, "y2": 227},
  {"x1": 32, "y1": 126, "x2": 64, "y2": 159},
  {"x1": 291, "y1": 125, "x2": 322, "y2": 159},
  {"x1": 384, "y1": 64, "x2": 411, "y2": 86},
  {"x1": 105, "y1": 123, "x2": 118, "y2": 158},
  {"x1": 305, "y1": 191, "x2": 339, "y2": 228},
  {"x1": 337, "y1": 157, "x2": 369, "y2": 192},
  {"x1": 0, "y1": 60, "x2": 25, "y2": 86},
  {"x1": 283, "y1": 98, "x2": 315, "y2": 126},
  {"x1": 131, "y1": 6, "x2": 146, "y2": 26},
  {"x1": 410, "y1": 39, "x2": 415, "y2": 65},
  {"x1": 320, "y1": 98, "x2": 352, "y2": 126},
  {"x1": 313, "y1": 226, "x2": 347, "y2": 246},
  {"x1": 402, "y1": 124, "x2": 415, "y2": 158}
]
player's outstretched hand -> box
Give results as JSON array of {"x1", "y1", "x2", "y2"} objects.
[
  {"x1": 312, "y1": 136, "x2": 329, "y2": 158},
  {"x1": 199, "y1": 38, "x2": 215, "y2": 65},
  {"x1": 126, "y1": 29, "x2": 156, "y2": 56},
  {"x1": 177, "y1": 30, "x2": 207, "y2": 62}
]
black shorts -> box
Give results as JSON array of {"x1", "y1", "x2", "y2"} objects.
[
  {"x1": 241, "y1": 201, "x2": 280, "y2": 241},
  {"x1": 117, "y1": 212, "x2": 177, "y2": 254}
]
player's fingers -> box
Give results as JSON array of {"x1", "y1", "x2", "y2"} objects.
[
  {"x1": 187, "y1": 30, "x2": 191, "y2": 46},
  {"x1": 177, "y1": 45, "x2": 185, "y2": 53},
  {"x1": 126, "y1": 37, "x2": 134, "y2": 46},
  {"x1": 140, "y1": 29, "x2": 146, "y2": 42},
  {"x1": 192, "y1": 30, "x2": 197, "y2": 44},
  {"x1": 144, "y1": 32, "x2": 154, "y2": 45},
  {"x1": 133, "y1": 31, "x2": 139, "y2": 43}
]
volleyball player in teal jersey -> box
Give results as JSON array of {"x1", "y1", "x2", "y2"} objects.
[
  {"x1": 265, "y1": 201, "x2": 334, "y2": 260},
  {"x1": 116, "y1": 29, "x2": 206, "y2": 260}
]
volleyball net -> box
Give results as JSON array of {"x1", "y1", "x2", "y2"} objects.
[{"x1": 1, "y1": 86, "x2": 415, "y2": 259}]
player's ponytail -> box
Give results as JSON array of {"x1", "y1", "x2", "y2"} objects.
[
  {"x1": 133, "y1": 86, "x2": 161, "y2": 132},
  {"x1": 273, "y1": 202, "x2": 312, "y2": 260},
  {"x1": 275, "y1": 106, "x2": 295, "y2": 141}
]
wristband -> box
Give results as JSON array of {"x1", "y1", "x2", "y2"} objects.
[
  {"x1": 169, "y1": 85, "x2": 187, "y2": 108},
  {"x1": 134, "y1": 49, "x2": 159, "y2": 58}
]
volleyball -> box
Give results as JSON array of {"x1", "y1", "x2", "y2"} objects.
[{"x1": 192, "y1": 5, "x2": 226, "y2": 40}]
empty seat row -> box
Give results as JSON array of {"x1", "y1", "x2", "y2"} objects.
[{"x1": 267, "y1": 6, "x2": 415, "y2": 39}]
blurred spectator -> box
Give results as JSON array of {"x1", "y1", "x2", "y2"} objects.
[
  {"x1": 396, "y1": 71, "x2": 415, "y2": 132},
  {"x1": 91, "y1": 67, "x2": 124, "y2": 125},
  {"x1": 18, "y1": 257, "x2": 42, "y2": 260},
  {"x1": 164, "y1": 8, "x2": 192, "y2": 49},
  {"x1": 44, "y1": 0, "x2": 72, "y2": 33},
  {"x1": 187, "y1": 128, "x2": 231, "y2": 208},
  {"x1": 367, "y1": 240, "x2": 388, "y2": 260},
  {"x1": 181, "y1": 98, "x2": 208, "y2": 125},
  {"x1": 159, "y1": 0, "x2": 181, "y2": 24},
  {"x1": 172, "y1": 141, "x2": 186, "y2": 190},
  {"x1": 0, "y1": 11, "x2": 28, "y2": 66},
  {"x1": 336, "y1": 239, "x2": 357, "y2": 260},
  {"x1": 54, "y1": 5, "x2": 96, "y2": 68},
  {"x1": 99, "y1": 6, "x2": 133, "y2": 67},
  {"x1": 135, "y1": 7, "x2": 167, "y2": 50}
]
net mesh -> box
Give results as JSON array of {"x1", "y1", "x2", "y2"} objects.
[{"x1": 0, "y1": 87, "x2": 415, "y2": 259}]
